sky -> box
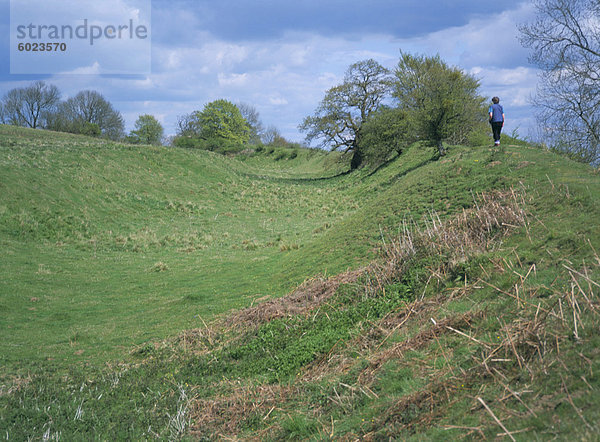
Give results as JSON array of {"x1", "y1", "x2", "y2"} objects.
[{"x1": 0, "y1": 0, "x2": 540, "y2": 144}]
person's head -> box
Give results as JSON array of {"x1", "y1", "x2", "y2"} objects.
[{"x1": 492, "y1": 96, "x2": 500, "y2": 104}]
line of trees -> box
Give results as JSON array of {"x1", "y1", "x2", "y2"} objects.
[
  {"x1": 0, "y1": 82, "x2": 126, "y2": 140},
  {"x1": 0, "y1": 82, "x2": 166, "y2": 145},
  {"x1": 1, "y1": 55, "x2": 487, "y2": 167},
  {"x1": 4, "y1": 28, "x2": 600, "y2": 167},
  {"x1": 300, "y1": 52, "x2": 486, "y2": 169},
  {"x1": 0, "y1": 81, "x2": 294, "y2": 151}
]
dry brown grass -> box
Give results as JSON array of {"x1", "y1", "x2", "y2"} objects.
[
  {"x1": 369, "y1": 188, "x2": 529, "y2": 294},
  {"x1": 373, "y1": 247, "x2": 600, "y2": 438},
  {"x1": 178, "y1": 187, "x2": 600, "y2": 439},
  {"x1": 174, "y1": 269, "x2": 364, "y2": 356},
  {"x1": 188, "y1": 381, "x2": 308, "y2": 439},
  {"x1": 225, "y1": 269, "x2": 363, "y2": 330}
]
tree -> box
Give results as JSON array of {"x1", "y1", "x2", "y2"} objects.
[
  {"x1": 1, "y1": 81, "x2": 60, "y2": 129},
  {"x1": 238, "y1": 103, "x2": 264, "y2": 145},
  {"x1": 299, "y1": 59, "x2": 391, "y2": 169},
  {"x1": 175, "y1": 112, "x2": 201, "y2": 137},
  {"x1": 358, "y1": 106, "x2": 413, "y2": 166},
  {"x1": 198, "y1": 99, "x2": 250, "y2": 144},
  {"x1": 129, "y1": 114, "x2": 164, "y2": 145},
  {"x1": 519, "y1": 0, "x2": 600, "y2": 164},
  {"x1": 262, "y1": 125, "x2": 288, "y2": 146},
  {"x1": 392, "y1": 53, "x2": 484, "y2": 156},
  {"x1": 173, "y1": 100, "x2": 250, "y2": 149},
  {"x1": 48, "y1": 90, "x2": 124, "y2": 140}
]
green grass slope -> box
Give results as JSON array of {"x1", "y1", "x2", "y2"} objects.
[
  {"x1": 1, "y1": 125, "x2": 599, "y2": 440},
  {"x1": 0, "y1": 126, "x2": 369, "y2": 373}
]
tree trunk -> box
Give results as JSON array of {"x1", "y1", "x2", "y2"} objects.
[
  {"x1": 437, "y1": 139, "x2": 445, "y2": 156},
  {"x1": 350, "y1": 146, "x2": 364, "y2": 170}
]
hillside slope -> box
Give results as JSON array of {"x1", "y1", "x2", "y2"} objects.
[
  {"x1": 1, "y1": 125, "x2": 599, "y2": 440},
  {"x1": 0, "y1": 126, "x2": 368, "y2": 372}
]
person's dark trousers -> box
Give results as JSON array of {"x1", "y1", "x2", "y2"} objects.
[{"x1": 491, "y1": 121, "x2": 503, "y2": 144}]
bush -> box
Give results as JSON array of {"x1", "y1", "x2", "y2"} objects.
[
  {"x1": 172, "y1": 135, "x2": 246, "y2": 154},
  {"x1": 80, "y1": 122, "x2": 101, "y2": 137},
  {"x1": 358, "y1": 106, "x2": 411, "y2": 167},
  {"x1": 274, "y1": 151, "x2": 287, "y2": 161},
  {"x1": 172, "y1": 136, "x2": 204, "y2": 149},
  {"x1": 466, "y1": 122, "x2": 492, "y2": 147}
]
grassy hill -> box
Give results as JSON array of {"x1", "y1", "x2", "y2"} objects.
[{"x1": 1, "y1": 125, "x2": 599, "y2": 440}]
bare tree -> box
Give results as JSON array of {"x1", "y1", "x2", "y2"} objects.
[
  {"x1": 299, "y1": 59, "x2": 391, "y2": 169},
  {"x1": 237, "y1": 102, "x2": 264, "y2": 145},
  {"x1": 262, "y1": 125, "x2": 288, "y2": 146},
  {"x1": 1, "y1": 81, "x2": 60, "y2": 129},
  {"x1": 175, "y1": 112, "x2": 200, "y2": 137},
  {"x1": 520, "y1": 0, "x2": 600, "y2": 164},
  {"x1": 50, "y1": 90, "x2": 125, "y2": 140}
]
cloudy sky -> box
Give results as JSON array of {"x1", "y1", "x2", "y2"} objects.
[{"x1": 0, "y1": 0, "x2": 540, "y2": 143}]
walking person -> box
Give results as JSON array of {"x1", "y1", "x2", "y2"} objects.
[{"x1": 488, "y1": 97, "x2": 504, "y2": 146}]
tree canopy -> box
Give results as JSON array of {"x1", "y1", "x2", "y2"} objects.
[
  {"x1": 47, "y1": 90, "x2": 125, "y2": 140},
  {"x1": 393, "y1": 52, "x2": 484, "y2": 156},
  {"x1": 197, "y1": 99, "x2": 250, "y2": 144},
  {"x1": 301, "y1": 54, "x2": 484, "y2": 168},
  {"x1": 358, "y1": 106, "x2": 412, "y2": 166},
  {"x1": 299, "y1": 59, "x2": 391, "y2": 169},
  {"x1": 129, "y1": 114, "x2": 164, "y2": 145},
  {"x1": 174, "y1": 100, "x2": 250, "y2": 149},
  {"x1": 1, "y1": 81, "x2": 60, "y2": 129}
]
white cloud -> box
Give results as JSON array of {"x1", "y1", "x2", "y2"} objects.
[
  {"x1": 393, "y1": 2, "x2": 536, "y2": 70},
  {"x1": 269, "y1": 96, "x2": 288, "y2": 106},
  {"x1": 218, "y1": 72, "x2": 248, "y2": 87},
  {"x1": 59, "y1": 61, "x2": 102, "y2": 75}
]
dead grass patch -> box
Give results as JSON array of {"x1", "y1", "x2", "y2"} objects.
[
  {"x1": 188, "y1": 382, "x2": 307, "y2": 439},
  {"x1": 224, "y1": 269, "x2": 363, "y2": 330},
  {"x1": 174, "y1": 269, "x2": 363, "y2": 355},
  {"x1": 0, "y1": 375, "x2": 32, "y2": 397},
  {"x1": 370, "y1": 188, "x2": 529, "y2": 294}
]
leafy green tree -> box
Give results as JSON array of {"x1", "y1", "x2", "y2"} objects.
[
  {"x1": 300, "y1": 59, "x2": 391, "y2": 169},
  {"x1": 198, "y1": 99, "x2": 250, "y2": 144},
  {"x1": 1, "y1": 81, "x2": 60, "y2": 129},
  {"x1": 129, "y1": 114, "x2": 164, "y2": 145},
  {"x1": 358, "y1": 106, "x2": 413, "y2": 166},
  {"x1": 393, "y1": 52, "x2": 484, "y2": 156},
  {"x1": 174, "y1": 100, "x2": 250, "y2": 149}
]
